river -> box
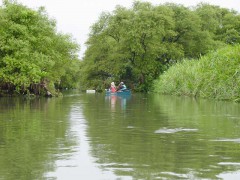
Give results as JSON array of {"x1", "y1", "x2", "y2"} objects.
[{"x1": 0, "y1": 91, "x2": 240, "y2": 179}]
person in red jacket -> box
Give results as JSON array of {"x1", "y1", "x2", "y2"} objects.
[{"x1": 110, "y1": 82, "x2": 117, "y2": 92}]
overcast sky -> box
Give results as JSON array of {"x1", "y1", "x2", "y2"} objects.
[{"x1": 1, "y1": 0, "x2": 239, "y2": 58}]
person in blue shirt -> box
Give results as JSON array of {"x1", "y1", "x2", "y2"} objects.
[{"x1": 118, "y1": 82, "x2": 127, "y2": 91}]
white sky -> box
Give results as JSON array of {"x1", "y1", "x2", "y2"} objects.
[{"x1": 1, "y1": 0, "x2": 239, "y2": 58}]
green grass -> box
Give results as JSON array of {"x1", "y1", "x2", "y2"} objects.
[{"x1": 153, "y1": 45, "x2": 240, "y2": 101}]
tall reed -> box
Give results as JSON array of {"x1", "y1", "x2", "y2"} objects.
[{"x1": 153, "y1": 45, "x2": 240, "y2": 101}]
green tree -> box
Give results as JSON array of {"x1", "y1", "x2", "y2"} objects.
[
  {"x1": 82, "y1": 2, "x2": 180, "y2": 91},
  {"x1": 0, "y1": 1, "x2": 80, "y2": 96},
  {"x1": 196, "y1": 3, "x2": 240, "y2": 45},
  {"x1": 80, "y1": 1, "x2": 240, "y2": 92},
  {"x1": 167, "y1": 3, "x2": 216, "y2": 58}
]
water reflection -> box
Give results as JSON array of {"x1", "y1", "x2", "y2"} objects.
[
  {"x1": 45, "y1": 104, "x2": 119, "y2": 180},
  {"x1": 84, "y1": 94, "x2": 240, "y2": 179},
  {"x1": 0, "y1": 97, "x2": 74, "y2": 180},
  {"x1": 217, "y1": 170, "x2": 240, "y2": 179},
  {"x1": 105, "y1": 94, "x2": 131, "y2": 112},
  {"x1": 109, "y1": 95, "x2": 117, "y2": 111},
  {"x1": 1, "y1": 93, "x2": 240, "y2": 179}
]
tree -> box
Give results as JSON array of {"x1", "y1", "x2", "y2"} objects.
[
  {"x1": 80, "y1": 1, "x2": 240, "y2": 92},
  {"x1": 82, "y1": 2, "x2": 180, "y2": 91},
  {"x1": 167, "y1": 3, "x2": 216, "y2": 58},
  {"x1": 196, "y1": 3, "x2": 240, "y2": 45},
  {"x1": 0, "y1": 1, "x2": 80, "y2": 96}
]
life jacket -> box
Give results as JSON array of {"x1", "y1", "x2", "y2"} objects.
[{"x1": 110, "y1": 86, "x2": 116, "y2": 92}]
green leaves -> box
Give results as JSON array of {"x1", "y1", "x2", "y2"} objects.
[
  {"x1": 82, "y1": 2, "x2": 180, "y2": 91},
  {"x1": 154, "y1": 45, "x2": 240, "y2": 101},
  {"x1": 81, "y1": 2, "x2": 240, "y2": 92},
  {"x1": 0, "y1": 1, "x2": 80, "y2": 95}
]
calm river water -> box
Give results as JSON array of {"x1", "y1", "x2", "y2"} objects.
[{"x1": 1, "y1": 91, "x2": 240, "y2": 180}]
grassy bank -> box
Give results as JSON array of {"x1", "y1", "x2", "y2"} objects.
[{"x1": 153, "y1": 45, "x2": 240, "y2": 102}]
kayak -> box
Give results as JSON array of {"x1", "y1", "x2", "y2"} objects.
[{"x1": 105, "y1": 90, "x2": 131, "y2": 96}]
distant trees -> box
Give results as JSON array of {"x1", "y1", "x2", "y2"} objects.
[
  {"x1": 80, "y1": 1, "x2": 240, "y2": 92},
  {"x1": 0, "y1": 0, "x2": 81, "y2": 96}
]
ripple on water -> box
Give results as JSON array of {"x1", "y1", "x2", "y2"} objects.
[
  {"x1": 126, "y1": 126, "x2": 135, "y2": 129},
  {"x1": 160, "y1": 171, "x2": 190, "y2": 179},
  {"x1": 211, "y1": 138, "x2": 240, "y2": 143},
  {"x1": 154, "y1": 127, "x2": 198, "y2": 134},
  {"x1": 218, "y1": 162, "x2": 240, "y2": 166}
]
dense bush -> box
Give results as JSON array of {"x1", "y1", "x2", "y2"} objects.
[
  {"x1": 153, "y1": 45, "x2": 240, "y2": 101},
  {"x1": 0, "y1": 1, "x2": 81, "y2": 96}
]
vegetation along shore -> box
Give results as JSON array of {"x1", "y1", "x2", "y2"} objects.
[
  {"x1": 0, "y1": 0, "x2": 240, "y2": 101},
  {"x1": 153, "y1": 45, "x2": 240, "y2": 102}
]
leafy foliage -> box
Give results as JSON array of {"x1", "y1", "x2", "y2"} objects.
[
  {"x1": 153, "y1": 45, "x2": 240, "y2": 101},
  {"x1": 0, "y1": 1, "x2": 80, "y2": 96},
  {"x1": 80, "y1": 1, "x2": 240, "y2": 92}
]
